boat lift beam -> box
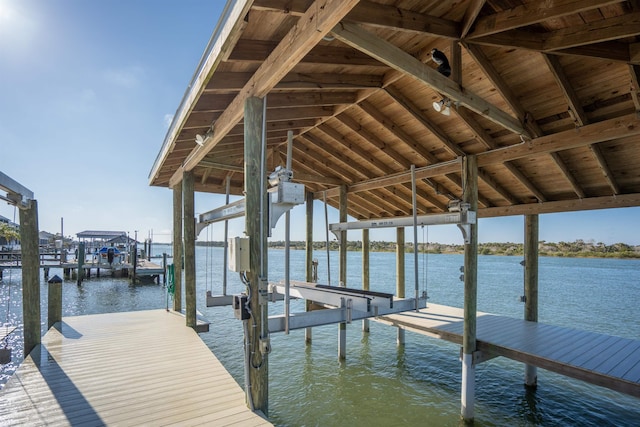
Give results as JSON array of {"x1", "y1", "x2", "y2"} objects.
[
  {"x1": 270, "y1": 280, "x2": 394, "y2": 313},
  {"x1": 0, "y1": 171, "x2": 34, "y2": 208},
  {"x1": 329, "y1": 204, "x2": 476, "y2": 244},
  {"x1": 267, "y1": 280, "x2": 426, "y2": 333},
  {"x1": 268, "y1": 296, "x2": 426, "y2": 333},
  {"x1": 195, "y1": 174, "x2": 304, "y2": 238},
  {"x1": 196, "y1": 198, "x2": 245, "y2": 237}
]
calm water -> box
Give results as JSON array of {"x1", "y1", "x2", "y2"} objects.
[{"x1": 1, "y1": 245, "x2": 639, "y2": 426}]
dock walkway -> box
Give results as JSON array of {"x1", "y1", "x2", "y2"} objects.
[
  {"x1": 0, "y1": 310, "x2": 271, "y2": 426},
  {"x1": 378, "y1": 303, "x2": 640, "y2": 398}
]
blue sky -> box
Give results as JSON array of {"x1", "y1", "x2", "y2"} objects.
[{"x1": 1, "y1": 0, "x2": 638, "y2": 246}]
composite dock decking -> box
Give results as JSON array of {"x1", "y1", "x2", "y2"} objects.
[
  {"x1": 0, "y1": 310, "x2": 271, "y2": 426},
  {"x1": 378, "y1": 304, "x2": 640, "y2": 398}
]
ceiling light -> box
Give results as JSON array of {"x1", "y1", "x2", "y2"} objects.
[{"x1": 433, "y1": 99, "x2": 451, "y2": 116}]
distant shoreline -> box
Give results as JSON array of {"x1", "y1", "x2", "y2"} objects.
[{"x1": 187, "y1": 240, "x2": 640, "y2": 259}]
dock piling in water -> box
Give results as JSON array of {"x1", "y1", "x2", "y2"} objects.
[{"x1": 47, "y1": 274, "x2": 63, "y2": 329}]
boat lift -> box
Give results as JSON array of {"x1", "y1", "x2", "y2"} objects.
[
  {"x1": 329, "y1": 201, "x2": 476, "y2": 244},
  {"x1": 266, "y1": 280, "x2": 425, "y2": 333},
  {"x1": 200, "y1": 166, "x2": 305, "y2": 307}
]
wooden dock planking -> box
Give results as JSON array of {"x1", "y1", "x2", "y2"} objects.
[
  {"x1": 379, "y1": 303, "x2": 640, "y2": 398},
  {"x1": 0, "y1": 310, "x2": 272, "y2": 426}
]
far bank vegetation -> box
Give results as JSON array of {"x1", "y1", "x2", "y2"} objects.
[{"x1": 198, "y1": 239, "x2": 640, "y2": 259}]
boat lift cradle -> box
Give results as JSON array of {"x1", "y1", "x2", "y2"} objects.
[
  {"x1": 266, "y1": 202, "x2": 476, "y2": 333},
  {"x1": 196, "y1": 166, "x2": 476, "y2": 332}
]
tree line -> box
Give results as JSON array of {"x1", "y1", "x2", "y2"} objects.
[{"x1": 196, "y1": 239, "x2": 640, "y2": 259}]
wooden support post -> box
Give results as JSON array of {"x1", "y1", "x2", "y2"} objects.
[
  {"x1": 19, "y1": 199, "x2": 40, "y2": 357},
  {"x1": 132, "y1": 243, "x2": 137, "y2": 283},
  {"x1": 305, "y1": 191, "x2": 314, "y2": 344},
  {"x1": 524, "y1": 214, "x2": 539, "y2": 388},
  {"x1": 396, "y1": 227, "x2": 406, "y2": 345},
  {"x1": 245, "y1": 96, "x2": 269, "y2": 414},
  {"x1": 223, "y1": 175, "x2": 231, "y2": 296},
  {"x1": 338, "y1": 184, "x2": 347, "y2": 360},
  {"x1": 47, "y1": 275, "x2": 62, "y2": 329},
  {"x1": 183, "y1": 170, "x2": 196, "y2": 329},
  {"x1": 77, "y1": 242, "x2": 85, "y2": 285},
  {"x1": 173, "y1": 185, "x2": 183, "y2": 312},
  {"x1": 162, "y1": 252, "x2": 167, "y2": 285},
  {"x1": 461, "y1": 155, "x2": 478, "y2": 423},
  {"x1": 44, "y1": 267, "x2": 49, "y2": 280},
  {"x1": 362, "y1": 228, "x2": 370, "y2": 333}
]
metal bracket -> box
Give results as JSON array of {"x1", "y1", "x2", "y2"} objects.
[
  {"x1": 330, "y1": 207, "x2": 476, "y2": 244},
  {"x1": 459, "y1": 348, "x2": 498, "y2": 366}
]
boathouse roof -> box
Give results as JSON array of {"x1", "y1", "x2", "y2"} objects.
[
  {"x1": 149, "y1": 0, "x2": 640, "y2": 220},
  {"x1": 76, "y1": 230, "x2": 127, "y2": 240}
]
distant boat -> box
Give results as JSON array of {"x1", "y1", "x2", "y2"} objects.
[{"x1": 97, "y1": 246, "x2": 124, "y2": 268}]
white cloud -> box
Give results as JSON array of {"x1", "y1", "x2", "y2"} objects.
[
  {"x1": 103, "y1": 65, "x2": 145, "y2": 89},
  {"x1": 163, "y1": 113, "x2": 174, "y2": 129}
]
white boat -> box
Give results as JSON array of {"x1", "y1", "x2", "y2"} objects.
[{"x1": 96, "y1": 246, "x2": 124, "y2": 268}]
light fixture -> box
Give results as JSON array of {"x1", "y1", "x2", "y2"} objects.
[
  {"x1": 432, "y1": 99, "x2": 451, "y2": 116},
  {"x1": 195, "y1": 134, "x2": 205, "y2": 146}
]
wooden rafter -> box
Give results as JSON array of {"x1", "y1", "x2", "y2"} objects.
[
  {"x1": 479, "y1": 193, "x2": 640, "y2": 218},
  {"x1": 468, "y1": 11, "x2": 640, "y2": 64},
  {"x1": 252, "y1": 0, "x2": 460, "y2": 38},
  {"x1": 460, "y1": 0, "x2": 485, "y2": 39},
  {"x1": 336, "y1": 110, "x2": 414, "y2": 170},
  {"x1": 630, "y1": 64, "x2": 640, "y2": 111},
  {"x1": 464, "y1": 43, "x2": 584, "y2": 198},
  {"x1": 321, "y1": 113, "x2": 640, "y2": 199},
  {"x1": 169, "y1": 0, "x2": 361, "y2": 187},
  {"x1": 455, "y1": 107, "x2": 547, "y2": 202},
  {"x1": 269, "y1": 72, "x2": 384, "y2": 91},
  {"x1": 331, "y1": 21, "x2": 529, "y2": 138},
  {"x1": 467, "y1": 0, "x2": 624, "y2": 39},
  {"x1": 384, "y1": 86, "x2": 464, "y2": 157},
  {"x1": 544, "y1": 53, "x2": 620, "y2": 196}
]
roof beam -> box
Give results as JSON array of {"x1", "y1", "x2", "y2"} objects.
[
  {"x1": 554, "y1": 42, "x2": 633, "y2": 63},
  {"x1": 384, "y1": 86, "x2": 465, "y2": 157},
  {"x1": 319, "y1": 159, "x2": 462, "y2": 199},
  {"x1": 205, "y1": 72, "x2": 384, "y2": 92},
  {"x1": 331, "y1": 21, "x2": 529, "y2": 138},
  {"x1": 228, "y1": 39, "x2": 384, "y2": 66},
  {"x1": 479, "y1": 193, "x2": 640, "y2": 218},
  {"x1": 469, "y1": 12, "x2": 640, "y2": 64},
  {"x1": 460, "y1": 0, "x2": 485, "y2": 39},
  {"x1": 630, "y1": 65, "x2": 640, "y2": 111},
  {"x1": 543, "y1": 11, "x2": 640, "y2": 52},
  {"x1": 455, "y1": 107, "x2": 547, "y2": 202},
  {"x1": 321, "y1": 113, "x2": 640, "y2": 198},
  {"x1": 344, "y1": 0, "x2": 459, "y2": 38},
  {"x1": 467, "y1": 0, "x2": 624, "y2": 39},
  {"x1": 464, "y1": 43, "x2": 584, "y2": 199},
  {"x1": 253, "y1": 0, "x2": 459, "y2": 38},
  {"x1": 169, "y1": 0, "x2": 361, "y2": 187},
  {"x1": 335, "y1": 111, "x2": 413, "y2": 170},
  {"x1": 477, "y1": 113, "x2": 640, "y2": 166},
  {"x1": 543, "y1": 54, "x2": 588, "y2": 127}
]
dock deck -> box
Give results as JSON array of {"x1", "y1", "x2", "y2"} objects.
[
  {"x1": 378, "y1": 303, "x2": 640, "y2": 398},
  {"x1": 0, "y1": 310, "x2": 271, "y2": 426}
]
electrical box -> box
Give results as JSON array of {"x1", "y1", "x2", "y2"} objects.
[
  {"x1": 269, "y1": 181, "x2": 305, "y2": 205},
  {"x1": 228, "y1": 236, "x2": 250, "y2": 272},
  {"x1": 233, "y1": 294, "x2": 250, "y2": 320}
]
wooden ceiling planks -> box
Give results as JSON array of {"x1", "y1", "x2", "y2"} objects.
[{"x1": 149, "y1": 0, "x2": 640, "y2": 220}]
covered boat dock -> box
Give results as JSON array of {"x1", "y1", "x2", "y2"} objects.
[{"x1": 147, "y1": 0, "x2": 640, "y2": 423}]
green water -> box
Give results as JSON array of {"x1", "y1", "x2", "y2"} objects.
[{"x1": 1, "y1": 247, "x2": 639, "y2": 426}]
